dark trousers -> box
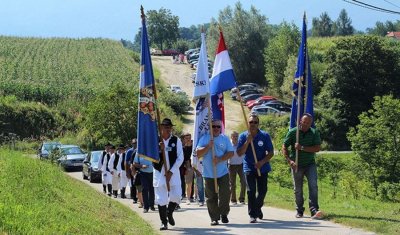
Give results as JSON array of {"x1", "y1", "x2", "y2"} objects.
[
  {"x1": 229, "y1": 164, "x2": 246, "y2": 203},
  {"x1": 130, "y1": 177, "x2": 137, "y2": 201},
  {"x1": 245, "y1": 171, "x2": 268, "y2": 218},
  {"x1": 291, "y1": 163, "x2": 319, "y2": 213},
  {"x1": 204, "y1": 174, "x2": 230, "y2": 221},
  {"x1": 140, "y1": 172, "x2": 155, "y2": 210}
]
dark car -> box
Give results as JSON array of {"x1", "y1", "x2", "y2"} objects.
[
  {"x1": 57, "y1": 145, "x2": 86, "y2": 171},
  {"x1": 262, "y1": 100, "x2": 292, "y2": 111},
  {"x1": 82, "y1": 150, "x2": 102, "y2": 183},
  {"x1": 37, "y1": 141, "x2": 61, "y2": 160}
]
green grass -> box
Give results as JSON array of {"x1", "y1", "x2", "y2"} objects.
[
  {"x1": 263, "y1": 152, "x2": 400, "y2": 235},
  {"x1": 0, "y1": 149, "x2": 158, "y2": 235}
]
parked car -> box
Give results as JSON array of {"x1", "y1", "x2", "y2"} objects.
[
  {"x1": 246, "y1": 96, "x2": 277, "y2": 109},
  {"x1": 261, "y1": 100, "x2": 292, "y2": 111},
  {"x1": 58, "y1": 145, "x2": 86, "y2": 171},
  {"x1": 251, "y1": 106, "x2": 288, "y2": 116},
  {"x1": 168, "y1": 85, "x2": 183, "y2": 93},
  {"x1": 82, "y1": 150, "x2": 102, "y2": 183},
  {"x1": 239, "y1": 89, "x2": 263, "y2": 98},
  {"x1": 239, "y1": 83, "x2": 260, "y2": 89},
  {"x1": 37, "y1": 141, "x2": 61, "y2": 160},
  {"x1": 162, "y1": 49, "x2": 179, "y2": 56},
  {"x1": 242, "y1": 93, "x2": 264, "y2": 103}
]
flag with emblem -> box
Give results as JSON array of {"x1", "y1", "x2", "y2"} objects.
[
  {"x1": 192, "y1": 30, "x2": 211, "y2": 160},
  {"x1": 290, "y1": 13, "x2": 314, "y2": 129},
  {"x1": 137, "y1": 8, "x2": 160, "y2": 163}
]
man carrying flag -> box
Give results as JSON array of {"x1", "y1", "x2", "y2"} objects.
[
  {"x1": 137, "y1": 7, "x2": 183, "y2": 230},
  {"x1": 193, "y1": 29, "x2": 234, "y2": 226},
  {"x1": 281, "y1": 14, "x2": 323, "y2": 220}
]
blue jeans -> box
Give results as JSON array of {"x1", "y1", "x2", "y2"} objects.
[
  {"x1": 140, "y1": 171, "x2": 154, "y2": 210},
  {"x1": 195, "y1": 171, "x2": 204, "y2": 203},
  {"x1": 245, "y1": 171, "x2": 268, "y2": 218},
  {"x1": 291, "y1": 163, "x2": 319, "y2": 213}
]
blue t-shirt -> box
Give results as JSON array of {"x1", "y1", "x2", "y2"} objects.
[
  {"x1": 133, "y1": 154, "x2": 154, "y2": 173},
  {"x1": 126, "y1": 147, "x2": 135, "y2": 164},
  {"x1": 237, "y1": 130, "x2": 274, "y2": 173},
  {"x1": 197, "y1": 133, "x2": 234, "y2": 178}
]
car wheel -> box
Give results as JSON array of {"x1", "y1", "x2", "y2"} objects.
[{"x1": 89, "y1": 173, "x2": 95, "y2": 183}]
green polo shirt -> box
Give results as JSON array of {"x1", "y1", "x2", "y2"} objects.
[{"x1": 283, "y1": 127, "x2": 321, "y2": 167}]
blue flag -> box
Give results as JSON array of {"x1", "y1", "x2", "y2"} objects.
[
  {"x1": 290, "y1": 14, "x2": 314, "y2": 129},
  {"x1": 137, "y1": 12, "x2": 160, "y2": 163}
]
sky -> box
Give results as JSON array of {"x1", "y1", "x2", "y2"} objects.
[{"x1": 0, "y1": 0, "x2": 399, "y2": 40}]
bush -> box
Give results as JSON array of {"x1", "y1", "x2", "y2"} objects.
[{"x1": 377, "y1": 182, "x2": 400, "y2": 202}]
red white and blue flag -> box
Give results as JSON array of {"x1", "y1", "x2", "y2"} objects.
[{"x1": 210, "y1": 30, "x2": 237, "y2": 132}]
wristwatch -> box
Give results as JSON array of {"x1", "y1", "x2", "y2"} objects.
[{"x1": 301, "y1": 145, "x2": 305, "y2": 151}]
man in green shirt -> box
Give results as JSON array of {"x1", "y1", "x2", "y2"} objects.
[{"x1": 282, "y1": 113, "x2": 323, "y2": 219}]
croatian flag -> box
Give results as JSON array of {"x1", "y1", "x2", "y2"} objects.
[
  {"x1": 210, "y1": 30, "x2": 237, "y2": 95},
  {"x1": 210, "y1": 30, "x2": 236, "y2": 132}
]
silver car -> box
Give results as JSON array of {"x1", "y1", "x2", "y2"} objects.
[{"x1": 58, "y1": 145, "x2": 86, "y2": 171}]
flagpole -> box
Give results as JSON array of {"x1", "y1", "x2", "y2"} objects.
[
  {"x1": 295, "y1": 76, "x2": 302, "y2": 173},
  {"x1": 141, "y1": 6, "x2": 170, "y2": 191},
  {"x1": 207, "y1": 98, "x2": 219, "y2": 193},
  {"x1": 236, "y1": 91, "x2": 261, "y2": 177}
]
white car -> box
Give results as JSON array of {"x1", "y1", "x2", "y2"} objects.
[{"x1": 251, "y1": 106, "x2": 288, "y2": 116}]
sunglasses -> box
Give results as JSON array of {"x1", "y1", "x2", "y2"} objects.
[
  {"x1": 212, "y1": 125, "x2": 221, "y2": 129},
  {"x1": 249, "y1": 121, "x2": 258, "y2": 124}
]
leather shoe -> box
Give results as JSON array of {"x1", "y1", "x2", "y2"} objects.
[
  {"x1": 221, "y1": 215, "x2": 229, "y2": 223},
  {"x1": 258, "y1": 211, "x2": 263, "y2": 220},
  {"x1": 210, "y1": 220, "x2": 219, "y2": 226},
  {"x1": 160, "y1": 223, "x2": 168, "y2": 230}
]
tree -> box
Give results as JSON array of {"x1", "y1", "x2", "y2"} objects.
[
  {"x1": 348, "y1": 95, "x2": 400, "y2": 195},
  {"x1": 207, "y1": 2, "x2": 272, "y2": 85},
  {"x1": 312, "y1": 12, "x2": 334, "y2": 37},
  {"x1": 264, "y1": 22, "x2": 300, "y2": 93},
  {"x1": 318, "y1": 36, "x2": 400, "y2": 150},
  {"x1": 366, "y1": 20, "x2": 400, "y2": 36},
  {"x1": 83, "y1": 83, "x2": 138, "y2": 147},
  {"x1": 146, "y1": 8, "x2": 179, "y2": 50},
  {"x1": 334, "y1": 9, "x2": 354, "y2": 36}
]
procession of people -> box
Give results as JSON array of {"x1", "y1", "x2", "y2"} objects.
[{"x1": 98, "y1": 114, "x2": 323, "y2": 231}]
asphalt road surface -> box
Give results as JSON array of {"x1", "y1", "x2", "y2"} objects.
[{"x1": 67, "y1": 170, "x2": 374, "y2": 235}]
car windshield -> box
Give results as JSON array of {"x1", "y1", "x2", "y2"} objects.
[
  {"x1": 43, "y1": 143, "x2": 60, "y2": 151},
  {"x1": 91, "y1": 152, "x2": 101, "y2": 162},
  {"x1": 61, "y1": 147, "x2": 84, "y2": 155}
]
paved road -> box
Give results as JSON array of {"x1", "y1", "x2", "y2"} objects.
[{"x1": 67, "y1": 171, "x2": 374, "y2": 235}]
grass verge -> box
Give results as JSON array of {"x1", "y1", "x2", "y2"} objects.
[{"x1": 0, "y1": 148, "x2": 158, "y2": 235}]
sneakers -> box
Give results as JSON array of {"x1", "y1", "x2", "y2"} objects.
[
  {"x1": 210, "y1": 220, "x2": 219, "y2": 226},
  {"x1": 249, "y1": 217, "x2": 257, "y2": 223},
  {"x1": 221, "y1": 215, "x2": 229, "y2": 224},
  {"x1": 231, "y1": 202, "x2": 238, "y2": 205},
  {"x1": 187, "y1": 201, "x2": 191, "y2": 205},
  {"x1": 143, "y1": 209, "x2": 149, "y2": 213},
  {"x1": 311, "y1": 210, "x2": 323, "y2": 220},
  {"x1": 150, "y1": 206, "x2": 156, "y2": 211},
  {"x1": 258, "y1": 211, "x2": 263, "y2": 220},
  {"x1": 199, "y1": 202, "x2": 204, "y2": 207},
  {"x1": 175, "y1": 205, "x2": 181, "y2": 211},
  {"x1": 138, "y1": 203, "x2": 143, "y2": 208},
  {"x1": 240, "y1": 201, "x2": 245, "y2": 205},
  {"x1": 160, "y1": 223, "x2": 168, "y2": 230},
  {"x1": 295, "y1": 211, "x2": 304, "y2": 218}
]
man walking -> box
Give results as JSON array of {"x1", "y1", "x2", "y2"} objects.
[
  {"x1": 98, "y1": 143, "x2": 112, "y2": 196},
  {"x1": 196, "y1": 119, "x2": 234, "y2": 226},
  {"x1": 282, "y1": 113, "x2": 323, "y2": 219},
  {"x1": 237, "y1": 114, "x2": 274, "y2": 223},
  {"x1": 228, "y1": 131, "x2": 246, "y2": 205},
  {"x1": 153, "y1": 118, "x2": 184, "y2": 230}
]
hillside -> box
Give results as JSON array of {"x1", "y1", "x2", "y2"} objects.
[{"x1": 0, "y1": 36, "x2": 139, "y2": 105}]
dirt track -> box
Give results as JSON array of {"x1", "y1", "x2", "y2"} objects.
[{"x1": 152, "y1": 56, "x2": 244, "y2": 134}]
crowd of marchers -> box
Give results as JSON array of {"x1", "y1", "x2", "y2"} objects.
[{"x1": 96, "y1": 114, "x2": 323, "y2": 231}]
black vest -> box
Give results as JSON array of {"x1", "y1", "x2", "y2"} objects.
[
  {"x1": 153, "y1": 136, "x2": 178, "y2": 172},
  {"x1": 120, "y1": 153, "x2": 126, "y2": 170},
  {"x1": 101, "y1": 151, "x2": 111, "y2": 172},
  {"x1": 113, "y1": 153, "x2": 120, "y2": 170}
]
